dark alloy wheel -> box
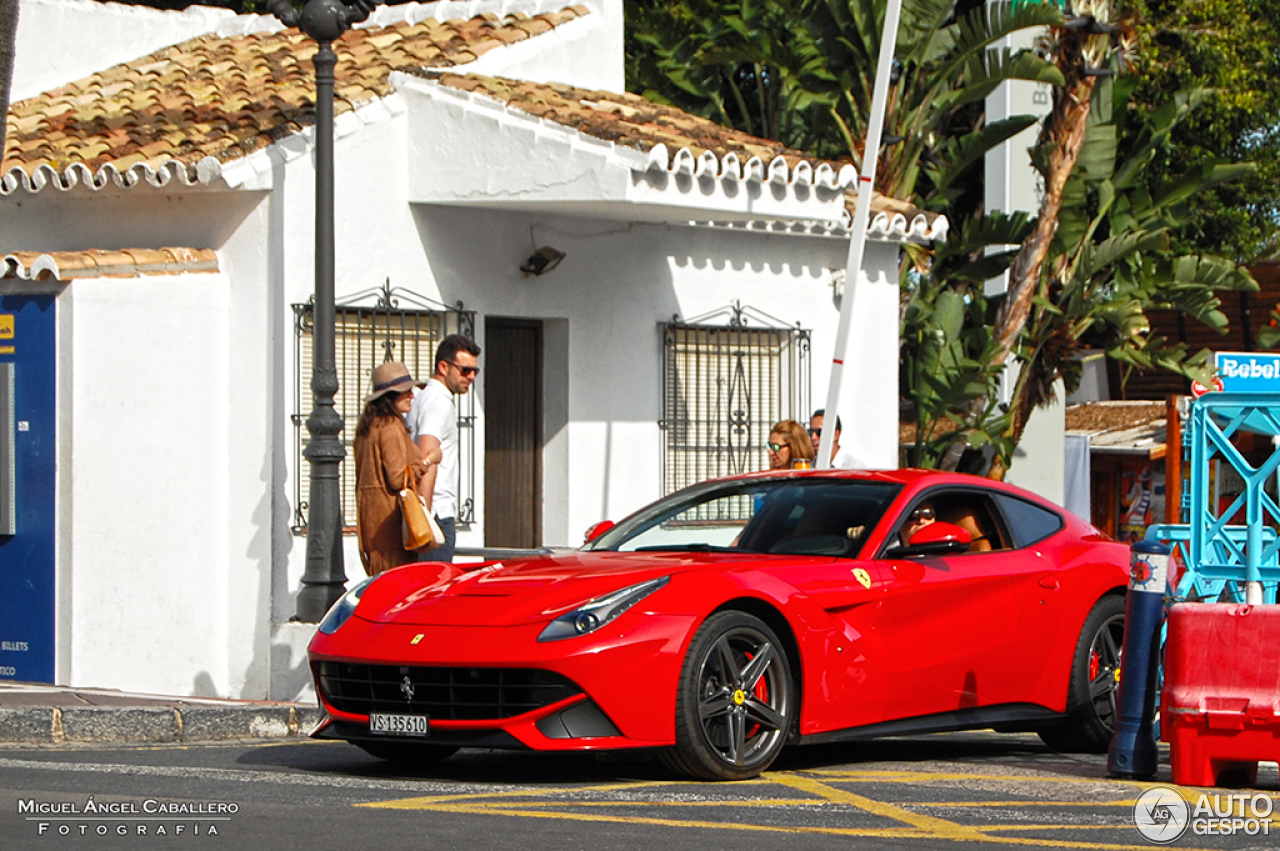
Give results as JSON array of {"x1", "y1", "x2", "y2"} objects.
[
  {"x1": 664, "y1": 611, "x2": 795, "y2": 780},
  {"x1": 1039, "y1": 595, "x2": 1125, "y2": 753},
  {"x1": 354, "y1": 740, "x2": 460, "y2": 764}
]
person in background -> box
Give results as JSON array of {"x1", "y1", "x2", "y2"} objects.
[
  {"x1": 353, "y1": 362, "x2": 436, "y2": 575},
  {"x1": 767, "y1": 419, "x2": 816, "y2": 470},
  {"x1": 809, "y1": 408, "x2": 866, "y2": 469},
  {"x1": 406, "y1": 334, "x2": 481, "y2": 562}
]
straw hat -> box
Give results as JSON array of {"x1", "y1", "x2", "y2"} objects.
[{"x1": 364, "y1": 361, "x2": 424, "y2": 403}]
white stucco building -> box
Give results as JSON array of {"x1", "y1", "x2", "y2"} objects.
[{"x1": 0, "y1": 0, "x2": 945, "y2": 698}]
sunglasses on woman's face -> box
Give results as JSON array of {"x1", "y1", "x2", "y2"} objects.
[
  {"x1": 910, "y1": 507, "x2": 936, "y2": 522},
  {"x1": 767, "y1": 442, "x2": 788, "y2": 453}
]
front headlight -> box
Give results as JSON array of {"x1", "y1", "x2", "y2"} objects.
[
  {"x1": 317, "y1": 575, "x2": 377, "y2": 635},
  {"x1": 538, "y1": 576, "x2": 669, "y2": 642}
]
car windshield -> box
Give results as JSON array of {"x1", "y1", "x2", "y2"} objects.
[{"x1": 584, "y1": 477, "x2": 902, "y2": 558}]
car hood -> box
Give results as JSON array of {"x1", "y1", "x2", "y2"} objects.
[{"x1": 355, "y1": 550, "x2": 742, "y2": 628}]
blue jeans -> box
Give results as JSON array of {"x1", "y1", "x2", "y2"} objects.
[{"x1": 418, "y1": 515, "x2": 455, "y2": 563}]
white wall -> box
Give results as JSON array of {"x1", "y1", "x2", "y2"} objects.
[
  {"x1": 1006, "y1": 388, "x2": 1066, "y2": 506},
  {"x1": 11, "y1": 0, "x2": 261, "y2": 102},
  {"x1": 465, "y1": 0, "x2": 624, "y2": 92},
  {"x1": 58, "y1": 271, "x2": 231, "y2": 695}
]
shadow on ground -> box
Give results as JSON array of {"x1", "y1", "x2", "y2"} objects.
[{"x1": 236, "y1": 730, "x2": 1112, "y2": 786}]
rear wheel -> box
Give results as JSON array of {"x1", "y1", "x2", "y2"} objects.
[
  {"x1": 663, "y1": 611, "x2": 794, "y2": 780},
  {"x1": 354, "y1": 740, "x2": 459, "y2": 764},
  {"x1": 1039, "y1": 595, "x2": 1125, "y2": 752}
]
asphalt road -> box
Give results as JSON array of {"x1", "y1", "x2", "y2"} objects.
[{"x1": 2, "y1": 732, "x2": 1277, "y2": 851}]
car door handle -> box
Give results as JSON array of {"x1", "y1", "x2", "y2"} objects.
[{"x1": 1039, "y1": 577, "x2": 1060, "y2": 591}]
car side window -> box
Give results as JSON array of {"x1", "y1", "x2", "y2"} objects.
[
  {"x1": 932, "y1": 492, "x2": 1009, "y2": 553},
  {"x1": 886, "y1": 490, "x2": 1010, "y2": 555},
  {"x1": 992, "y1": 493, "x2": 1064, "y2": 548}
]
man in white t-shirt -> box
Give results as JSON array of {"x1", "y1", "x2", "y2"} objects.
[
  {"x1": 406, "y1": 334, "x2": 481, "y2": 562},
  {"x1": 809, "y1": 409, "x2": 866, "y2": 469}
]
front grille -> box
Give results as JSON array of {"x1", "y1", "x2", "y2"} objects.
[{"x1": 316, "y1": 662, "x2": 583, "y2": 720}]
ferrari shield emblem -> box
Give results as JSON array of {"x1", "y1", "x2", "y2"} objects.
[
  {"x1": 853, "y1": 568, "x2": 871, "y2": 589},
  {"x1": 410, "y1": 634, "x2": 424, "y2": 645}
]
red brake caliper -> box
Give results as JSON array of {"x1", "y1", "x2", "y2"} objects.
[{"x1": 744, "y1": 652, "x2": 769, "y2": 737}]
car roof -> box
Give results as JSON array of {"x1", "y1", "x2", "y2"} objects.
[{"x1": 716, "y1": 467, "x2": 1057, "y2": 504}]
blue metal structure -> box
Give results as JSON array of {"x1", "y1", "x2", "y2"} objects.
[{"x1": 1145, "y1": 391, "x2": 1280, "y2": 603}]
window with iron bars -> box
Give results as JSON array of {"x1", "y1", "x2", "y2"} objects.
[
  {"x1": 660, "y1": 305, "x2": 811, "y2": 504},
  {"x1": 292, "y1": 285, "x2": 475, "y2": 534}
]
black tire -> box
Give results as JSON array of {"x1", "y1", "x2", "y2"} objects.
[
  {"x1": 662, "y1": 611, "x2": 794, "y2": 780},
  {"x1": 1039, "y1": 595, "x2": 1125, "y2": 753},
  {"x1": 354, "y1": 740, "x2": 460, "y2": 764}
]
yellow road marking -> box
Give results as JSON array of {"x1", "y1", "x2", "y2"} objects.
[
  {"x1": 364, "y1": 798, "x2": 938, "y2": 838},
  {"x1": 769, "y1": 773, "x2": 994, "y2": 841},
  {"x1": 360, "y1": 779, "x2": 692, "y2": 809},
  {"x1": 360, "y1": 769, "x2": 1227, "y2": 851}
]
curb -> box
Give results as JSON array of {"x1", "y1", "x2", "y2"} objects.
[{"x1": 0, "y1": 705, "x2": 325, "y2": 744}]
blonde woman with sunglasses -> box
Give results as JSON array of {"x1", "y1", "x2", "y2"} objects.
[{"x1": 766, "y1": 420, "x2": 816, "y2": 470}]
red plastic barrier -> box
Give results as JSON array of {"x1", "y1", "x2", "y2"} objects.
[{"x1": 1163, "y1": 603, "x2": 1280, "y2": 787}]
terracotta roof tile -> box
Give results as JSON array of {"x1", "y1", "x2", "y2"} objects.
[
  {"x1": 3, "y1": 6, "x2": 589, "y2": 177},
  {"x1": 426, "y1": 71, "x2": 833, "y2": 168},
  {"x1": 1066, "y1": 401, "x2": 1166, "y2": 434},
  {"x1": 2, "y1": 248, "x2": 219, "y2": 279}
]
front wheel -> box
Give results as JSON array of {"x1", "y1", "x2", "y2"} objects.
[
  {"x1": 1039, "y1": 595, "x2": 1125, "y2": 753},
  {"x1": 663, "y1": 611, "x2": 795, "y2": 780}
]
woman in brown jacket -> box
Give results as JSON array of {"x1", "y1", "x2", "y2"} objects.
[{"x1": 353, "y1": 361, "x2": 439, "y2": 575}]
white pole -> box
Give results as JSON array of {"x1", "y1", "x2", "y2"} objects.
[{"x1": 817, "y1": 0, "x2": 904, "y2": 469}]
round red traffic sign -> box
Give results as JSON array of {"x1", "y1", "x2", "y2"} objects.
[{"x1": 1190, "y1": 375, "x2": 1224, "y2": 398}]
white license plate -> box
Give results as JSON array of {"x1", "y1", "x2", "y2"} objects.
[{"x1": 369, "y1": 713, "x2": 430, "y2": 737}]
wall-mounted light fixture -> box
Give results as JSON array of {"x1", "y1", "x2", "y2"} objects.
[{"x1": 520, "y1": 245, "x2": 566, "y2": 277}]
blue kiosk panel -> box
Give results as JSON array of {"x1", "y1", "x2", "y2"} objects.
[{"x1": 0, "y1": 295, "x2": 56, "y2": 683}]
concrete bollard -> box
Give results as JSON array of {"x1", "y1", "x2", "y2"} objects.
[{"x1": 1107, "y1": 539, "x2": 1169, "y2": 779}]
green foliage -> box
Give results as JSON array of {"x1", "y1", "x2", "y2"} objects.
[
  {"x1": 900, "y1": 280, "x2": 1014, "y2": 470},
  {"x1": 626, "y1": 0, "x2": 1063, "y2": 211},
  {"x1": 1123, "y1": 0, "x2": 1280, "y2": 261},
  {"x1": 1007, "y1": 72, "x2": 1257, "y2": 438}
]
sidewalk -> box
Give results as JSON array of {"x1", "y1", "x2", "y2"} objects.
[{"x1": 0, "y1": 682, "x2": 324, "y2": 745}]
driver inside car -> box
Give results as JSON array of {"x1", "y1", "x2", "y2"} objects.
[{"x1": 899, "y1": 503, "x2": 936, "y2": 546}]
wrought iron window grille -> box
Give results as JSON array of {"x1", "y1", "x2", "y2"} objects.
[
  {"x1": 292, "y1": 279, "x2": 476, "y2": 535},
  {"x1": 660, "y1": 301, "x2": 811, "y2": 496}
]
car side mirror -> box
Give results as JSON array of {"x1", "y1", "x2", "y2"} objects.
[
  {"x1": 882, "y1": 520, "x2": 971, "y2": 558},
  {"x1": 583, "y1": 520, "x2": 615, "y2": 544}
]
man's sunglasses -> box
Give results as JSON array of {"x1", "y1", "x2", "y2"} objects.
[
  {"x1": 910, "y1": 507, "x2": 935, "y2": 522},
  {"x1": 448, "y1": 362, "x2": 480, "y2": 377}
]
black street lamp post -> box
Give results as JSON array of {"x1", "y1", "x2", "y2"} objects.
[{"x1": 268, "y1": 0, "x2": 376, "y2": 622}]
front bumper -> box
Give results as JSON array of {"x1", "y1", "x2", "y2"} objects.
[{"x1": 308, "y1": 613, "x2": 695, "y2": 751}]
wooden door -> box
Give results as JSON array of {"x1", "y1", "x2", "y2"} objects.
[{"x1": 484, "y1": 319, "x2": 542, "y2": 547}]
